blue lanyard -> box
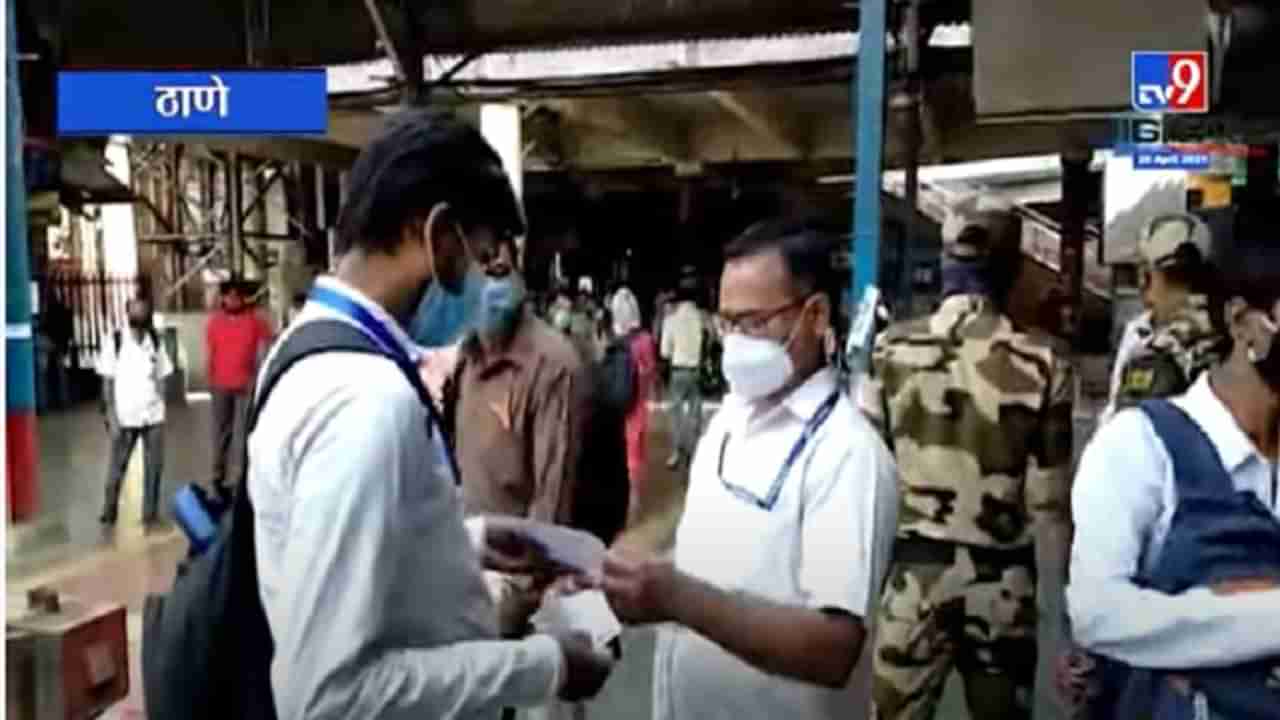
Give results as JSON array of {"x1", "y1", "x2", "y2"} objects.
[
  {"x1": 718, "y1": 389, "x2": 842, "y2": 510},
  {"x1": 308, "y1": 285, "x2": 462, "y2": 483},
  {"x1": 309, "y1": 286, "x2": 412, "y2": 367}
]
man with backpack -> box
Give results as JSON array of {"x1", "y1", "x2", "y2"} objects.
[
  {"x1": 97, "y1": 295, "x2": 173, "y2": 530},
  {"x1": 142, "y1": 110, "x2": 613, "y2": 720},
  {"x1": 1067, "y1": 212, "x2": 1280, "y2": 719}
]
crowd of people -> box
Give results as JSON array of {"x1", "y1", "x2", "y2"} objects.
[{"x1": 116, "y1": 108, "x2": 1280, "y2": 720}]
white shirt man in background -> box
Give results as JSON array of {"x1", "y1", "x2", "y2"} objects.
[
  {"x1": 660, "y1": 273, "x2": 714, "y2": 469},
  {"x1": 97, "y1": 295, "x2": 173, "y2": 531}
]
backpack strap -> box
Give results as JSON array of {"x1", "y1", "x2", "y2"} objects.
[
  {"x1": 1138, "y1": 399, "x2": 1234, "y2": 498},
  {"x1": 228, "y1": 318, "x2": 457, "y2": 591}
]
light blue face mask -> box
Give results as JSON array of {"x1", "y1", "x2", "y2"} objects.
[
  {"x1": 477, "y1": 275, "x2": 527, "y2": 338},
  {"x1": 407, "y1": 266, "x2": 485, "y2": 348}
]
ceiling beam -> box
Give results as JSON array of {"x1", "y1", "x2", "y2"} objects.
[
  {"x1": 708, "y1": 90, "x2": 809, "y2": 156},
  {"x1": 556, "y1": 98, "x2": 690, "y2": 164}
]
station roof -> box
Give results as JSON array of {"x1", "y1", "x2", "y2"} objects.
[{"x1": 38, "y1": 0, "x2": 964, "y2": 68}]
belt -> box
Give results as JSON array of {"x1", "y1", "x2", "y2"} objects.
[{"x1": 894, "y1": 535, "x2": 1036, "y2": 568}]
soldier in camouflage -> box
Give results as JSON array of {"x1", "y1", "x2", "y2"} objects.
[
  {"x1": 862, "y1": 209, "x2": 1075, "y2": 720},
  {"x1": 1108, "y1": 212, "x2": 1224, "y2": 419}
]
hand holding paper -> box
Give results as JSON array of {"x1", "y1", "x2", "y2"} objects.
[{"x1": 472, "y1": 515, "x2": 607, "y2": 581}]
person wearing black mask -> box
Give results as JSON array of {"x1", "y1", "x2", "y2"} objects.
[
  {"x1": 1066, "y1": 211, "x2": 1280, "y2": 719},
  {"x1": 97, "y1": 295, "x2": 173, "y2": 531}
]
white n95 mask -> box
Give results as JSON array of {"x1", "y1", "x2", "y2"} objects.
[{"x1": 721, "y1": 333, "x2": 795, "y2": 400}]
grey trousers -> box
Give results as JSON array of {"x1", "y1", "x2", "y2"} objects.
[
  {"x1": 667, "y1": 367, "x2": 703, "y2": 457},
  {"x1": 210, "y1": 389, "x2": 250, "y2": 494},
  {"x1": 102, "y1": 423, "x2": 165, "y2": 523}
]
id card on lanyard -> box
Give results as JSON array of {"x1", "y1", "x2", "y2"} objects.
[
  {"x1": 717, "y1": 390, "x2": 842, "y2": 511},
  {"x1": 309, "y1": 285, "x2": 461, "y2": 483}
]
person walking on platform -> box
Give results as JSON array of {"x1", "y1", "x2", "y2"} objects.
[
  {"x1": 661, "y1": 273, "x2": 713, "y2": 469},
  {"x1": 862, "y1": 209, "x2": 1075, "y2": 720},
  {"x1": 98, "y1": 295, "x2": 173, "y2": 530}
]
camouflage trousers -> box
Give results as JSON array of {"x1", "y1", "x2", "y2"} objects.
[{"x1": 872, "y1": 537, "x2": 1039, "y2": 720}]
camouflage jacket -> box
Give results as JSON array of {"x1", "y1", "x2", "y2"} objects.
[
  {"x1": 1113, "y1": 294, "x2": 1223, "y2": 413},
  {"x1": 863, "y1": 294, "x2": 1075, "y2": 550}
]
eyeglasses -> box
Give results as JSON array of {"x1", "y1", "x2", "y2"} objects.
[{"x1": 715, "y1": 297, "x2": 809, "y2": 337}]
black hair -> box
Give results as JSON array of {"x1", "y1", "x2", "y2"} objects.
[
  {"x1": 1159, "y1": 242, "x2": 1216, "y2": 295},
  {"x1": 292, "y1": 293, "x2": 307, "y2": 306},
  {"x1": 335, "y1": 109, "x2": 525, "y2": 256},
  {"x1": 724, "y1": 219, "x2": 840, "y2": 305},
  {"x1": 1209, "y1": 208, "x2": 1280, "y2": 348}
]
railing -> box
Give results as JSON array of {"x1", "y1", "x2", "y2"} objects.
[{"x1": 33, "y1": 272, "x2": 147, "y2": 369}]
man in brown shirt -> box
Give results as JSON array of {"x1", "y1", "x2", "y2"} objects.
[{"x1": 453, "y1": 233, "x2": 589, "y2": 529}]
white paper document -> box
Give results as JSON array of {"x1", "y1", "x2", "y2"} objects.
[
  {"x1": 483, "y1": 517, "x2": 607, "y2": 579},
  {"x1": 531, "y1": 590, "x2": 622, "y2": 650}
]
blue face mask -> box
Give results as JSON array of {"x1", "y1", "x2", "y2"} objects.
[
  {"x1": 477, "y1": 275, "x2": 526, "y2": 338},
  {"x1": 407, "y1": 267, "x2": 485, "y2": 348},
  {"x1": 940, "y1": 258, "x2": 992, "y2": 299}
]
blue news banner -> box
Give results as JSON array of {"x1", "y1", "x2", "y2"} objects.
[{"x1": 57, "y1": 70, "x2": 328, "y2": 136}]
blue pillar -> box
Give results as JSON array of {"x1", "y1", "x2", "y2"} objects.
[
  {"x1": 6, "y1": 0, "x2": 39, "y2": 520},
  {"x1": 853, "y1": 0, "x2": 888, "y2": 298}
]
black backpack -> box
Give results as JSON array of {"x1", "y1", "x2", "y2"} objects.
[
  {"x1": 598, "y1": 334, "x2": 636, "y2": 414},
  {"x1": 141, "y1": 320, "x2": 443, "y2": 720}
]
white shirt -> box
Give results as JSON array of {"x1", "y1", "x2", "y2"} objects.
[
  {"x1": 1068, "y1": 374, "x2": 1280, "y2": 670},
  {"x1": 1100, "y1": 311, "x2": 1152, "y2": 425},
  {"x1": 248, "y1": 277, "x2": 562, "y2": 720},
  {"x1": 656, "y1": 368, "x2": 899, "y2": 720},
  {"x1": 96, "y1": 327, "x2": 173, "y2": 427},
  {"x1": 661, "y1": 301, "x2": 710, "y2": 369}
]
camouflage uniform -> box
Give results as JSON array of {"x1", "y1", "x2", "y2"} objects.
[
  {"x1": 1112, "y1": 294, "x2": 1223, "y2": 413},
  {"x1": 864, "y1": 293, "x2": 1075, "y2": 720}
]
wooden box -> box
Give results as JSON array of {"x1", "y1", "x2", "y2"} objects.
[{"x1": 7, "y1": 595, "x2": 128, "y2": 720}]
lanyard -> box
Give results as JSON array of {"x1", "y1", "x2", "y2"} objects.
[
  {"x1": 309, "y1": 286, "x2": 412, "y2": 366},
  {"x1": 718, "y1": 389, "x2": 842, "y2": 510},
  {"x1": 308, "y1": 285, "x2": 463, "y2": 483}
]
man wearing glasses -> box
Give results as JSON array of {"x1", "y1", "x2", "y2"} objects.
[
  {"x1": 599, "y1": 220, "x2": 900, "y2": 720},
  {"x1": 861, "y1": 210, "x2": 1074, "y2": 720}
]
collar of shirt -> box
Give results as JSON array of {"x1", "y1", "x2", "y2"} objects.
[
  {"x1": 462, "y1": 306, "x2": 538, "y2": 376},
  {"x1": 303, "y1": 276, "x2": 423, "y2": 363},
  {"x1": 1175, "y1": 374, "x2": 1261, "y2": 473},
  {"x1": 724, "y1": 367, "x2": 838, "y2": 433},
  {"x1": 932, "y1": 293, "x2": 994, "y2": 332}
]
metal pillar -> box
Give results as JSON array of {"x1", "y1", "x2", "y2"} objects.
[
  {"x1": 6, "y1": 0, "x2": 39, "y2": 521},
  {"x1": 1061, "y1": 145, "x2": 1091, "y2": 350},
  {"x1": 853, "y1": 0, "x2": 888, "y2": 300},
  {"x1": 228, "y1": 152, "x2": 244, "y2": 277},
  {"x1": 316, "y1": 165, "x2": 332, "y2": 269},
  {"x1": 897, "y1": 0, "x2": 922, "y2": 315}
]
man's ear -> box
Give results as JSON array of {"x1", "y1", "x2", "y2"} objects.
[
  {"x1": 420, "y1": 202, "x2": 453, "y2": 252},
  {"x1": 1225, "y1": 297, "x2": 1252, "y2": 344}
]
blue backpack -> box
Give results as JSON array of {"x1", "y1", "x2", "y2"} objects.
[{"x1": 1093, "y1": 399, "x2": 1280, "y2": 720}]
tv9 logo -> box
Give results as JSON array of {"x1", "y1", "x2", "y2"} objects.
[{"x1": 1132, "y1": 52, "x2": 1208, "y2": 113}]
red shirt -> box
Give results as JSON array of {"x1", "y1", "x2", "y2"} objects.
[{"x1": 206, "y1": 310, "x2": 272, "y2": 391}]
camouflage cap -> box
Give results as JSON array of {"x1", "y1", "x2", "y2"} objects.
[{"x1": 1139, "y1": 212, "x2": 1212, "y2": 270}]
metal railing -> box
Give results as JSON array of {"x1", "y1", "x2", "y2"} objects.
[{"x1": 34, "y1": 272, "x2": 147, "y2": 369}]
